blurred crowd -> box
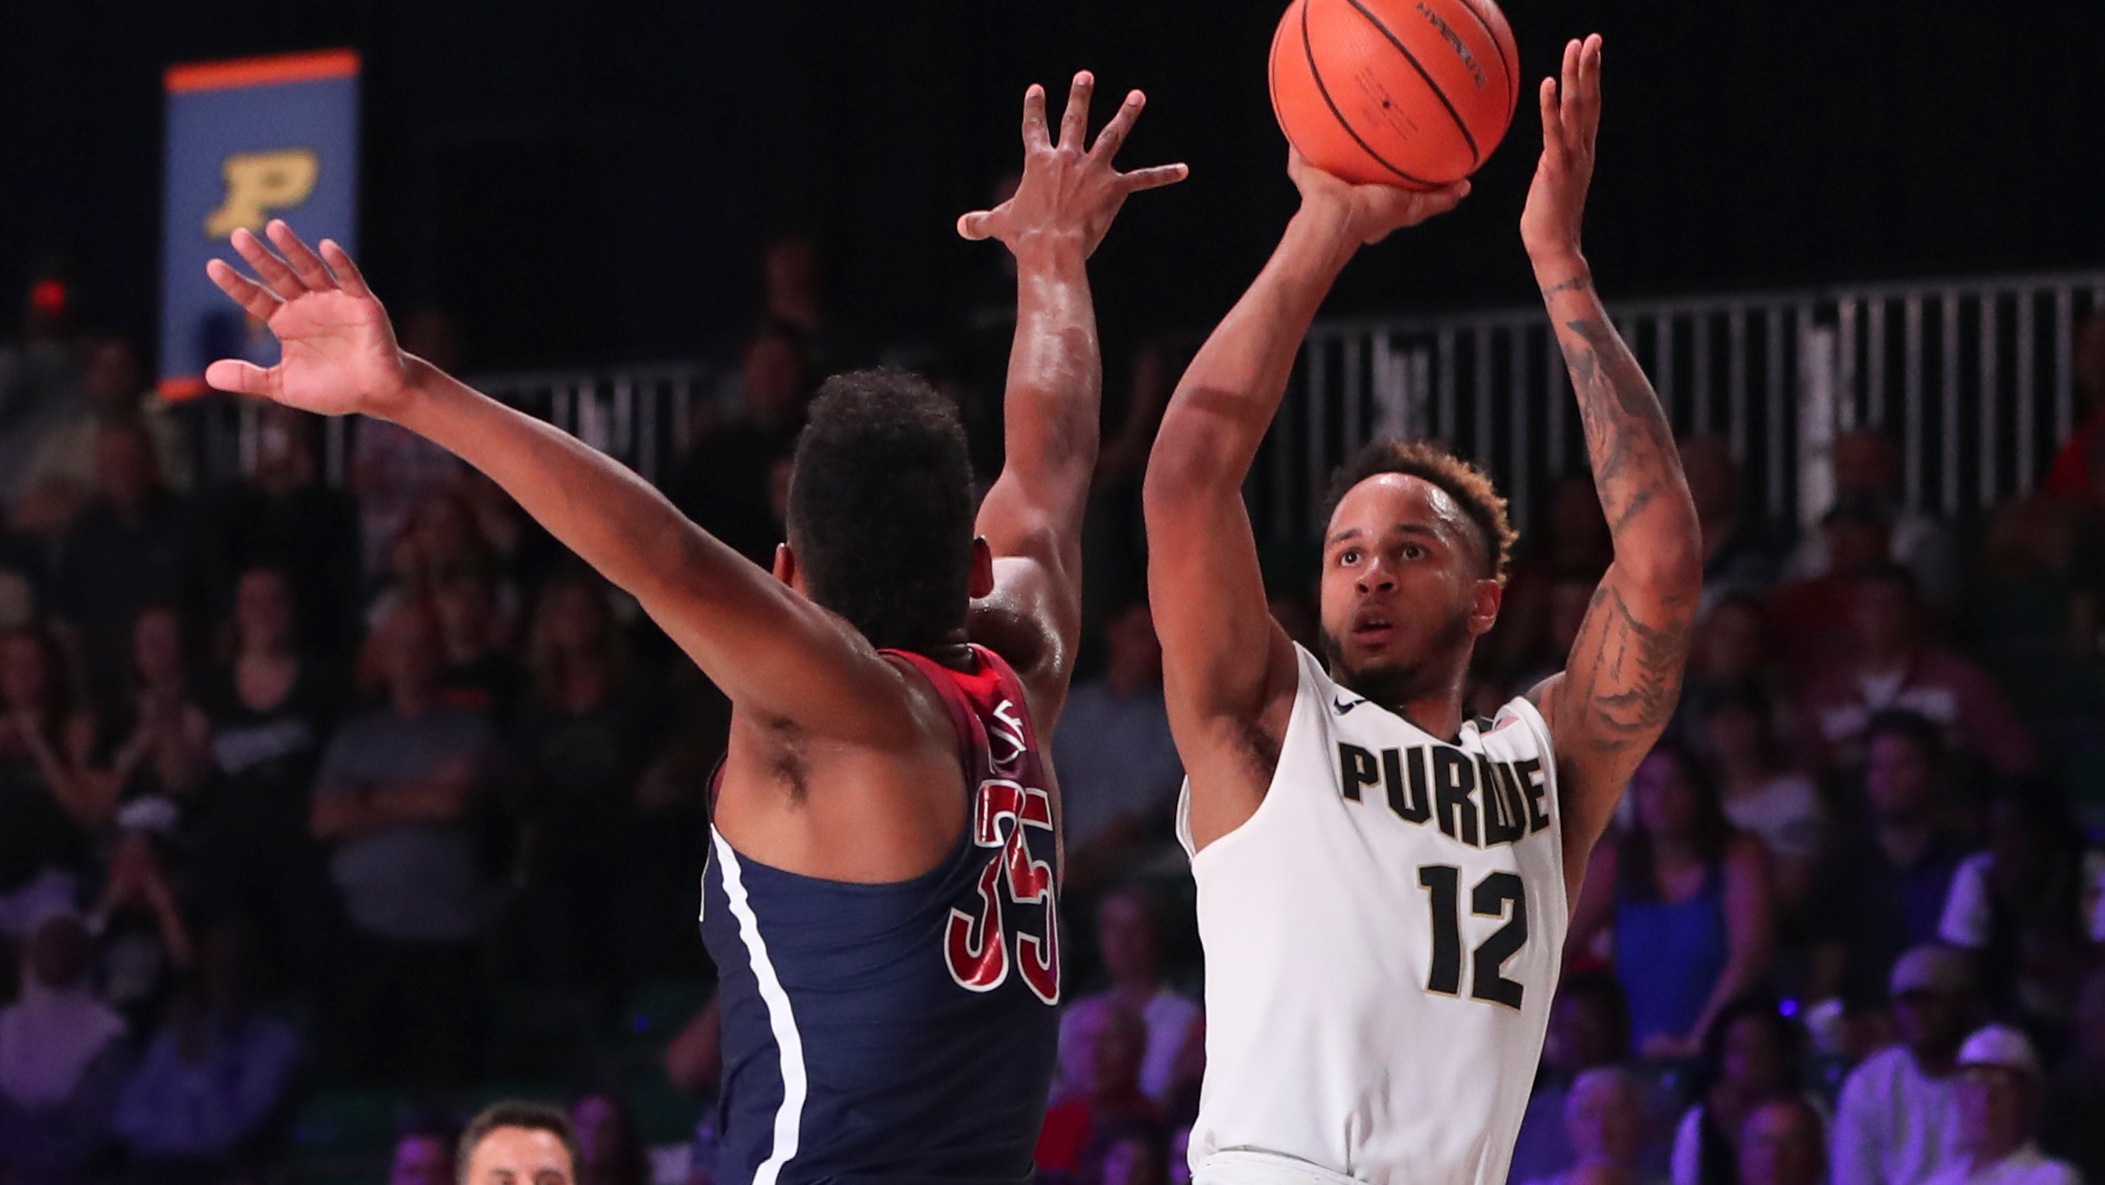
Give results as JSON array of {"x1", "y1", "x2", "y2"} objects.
[{"x1": 1, "y1": 235, "x2": 2102, "y2": 1185}]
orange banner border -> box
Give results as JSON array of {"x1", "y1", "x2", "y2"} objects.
[{"x1": 165, "y1": 49, "x2": 359, "y2": 95}]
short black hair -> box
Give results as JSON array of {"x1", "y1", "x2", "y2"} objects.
[
  {"x1": 1325, "y1": 440, "x2": 1517, "y2": 584},
  {"x1": 457, "y1": 1101, "x2": 578, "y2": 1184},
  {"x1": 787, "y1": 368, "x2": 977, "y2": 653}
]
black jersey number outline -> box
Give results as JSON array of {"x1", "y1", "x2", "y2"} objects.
[{"x1": 1416, "y1": 865, "x2": 1528, "y2": 1009}]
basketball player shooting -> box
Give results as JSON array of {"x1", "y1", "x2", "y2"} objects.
[
  {"x1": 202, "y1": 73, "x2": 1183, "y2": 1185},
  {"x1": 1143, "y1": 37, "x2": 1699, "y2": 1185}
]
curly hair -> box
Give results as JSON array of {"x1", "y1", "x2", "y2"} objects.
[
  {"x1": 787, "y1": 368, "x2": 977, "y2": 654},
  {"x1": 1325, "y1": 440, "x2": 1517, "y2": 584}
]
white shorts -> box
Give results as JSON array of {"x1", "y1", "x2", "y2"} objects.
[{"x1": 1194, "y1": 1149, "x2": 1364, "y2": 1185}]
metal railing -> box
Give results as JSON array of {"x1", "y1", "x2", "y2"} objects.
[{"x1": 1252, "y1": 270, "x2": 2105, "y2": 545}]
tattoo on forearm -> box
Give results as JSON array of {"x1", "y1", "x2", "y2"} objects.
[
  {"x1": 1566, "y1": 584, "x2": 1689, "y2": 747},
  {"x1": 1540, "y1": 275, "x2": 1592, "y2": 300},
  {"x1": 1562, "y1": 318, "x2": 1678, "y2": 533}
]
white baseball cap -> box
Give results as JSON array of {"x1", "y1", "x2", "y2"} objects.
[
  {"x1": 1957, "y1": 1024, "x2": 2041, "y2": 1078},
  {"x1": 1890, "y1": 944, "x2": 1973, "y2": 998}
]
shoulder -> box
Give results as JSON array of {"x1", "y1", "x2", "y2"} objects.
[
  {"x1": 2026, "y1": 1154, "x2": 2083, "y2": 1185},
  {"x1": 1841, "y1": 1046, "x2": 1908, "y2": 1096}
]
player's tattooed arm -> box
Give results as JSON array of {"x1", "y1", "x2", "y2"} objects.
[
  {"x1": 1518, "y1": 35, "x2": 1702, "y2": 875},
  {"x1": 201, "y1": 223, "x2": 921, "y2": 744},
  {"x1": 1145, "y1": 154, "x2": 1465, "y2": 850},
  {"x1": 961, "y1": 71, "x2": 1186, "y2": 725}
]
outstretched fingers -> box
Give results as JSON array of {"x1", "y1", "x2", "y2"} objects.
[
  {"x1": 1119, "y1": 162, "x2": 1190, "y2": 192},
  {"x1": 1089, "y1": 90, "x2": 1145, "y2": 162},
  {"x1": 230, "y1": 228, "x2": 303, "y2": 299},
  {"x1": 204, "y1": 358, "x2": 275, "y2": 398},
  {"x1": 266, "y1": 220, "x2": 337, "y2": 291},
  {"x1": 206, "y1": 259, "x2": 281, "y2": 322},
  {"x1": 1021, "y1": 83, "x2": 1051, "y2": 151},
  {"x1": 1538, "y1": 76, "x2": 1566, "y2": 171},
  {"x1": 1057, "y1": 71, "x2": 1094, "y2": 152},
  {"x1": 318, "y1": 239, "x2": 372, "y2": 299},
  {"x1": 956, "y1": 209, "x2": 996, "y2": 240}
]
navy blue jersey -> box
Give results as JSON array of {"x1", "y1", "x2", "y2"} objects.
[{"x1": 699, "y1": 645, "x2": 1062, "y2": 1185}]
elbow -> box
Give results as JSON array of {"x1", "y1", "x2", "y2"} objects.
[
  {"x1": 1618, "y1": 527, "x2": 1704, "y2": 598},
  {"x1": 1141, "y1": 434, "x2": 1233, "y2": 523}
]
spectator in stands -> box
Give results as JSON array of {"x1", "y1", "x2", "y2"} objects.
[
  {"x1": 1493, "y1": 473, "x2": 1613, "y2": 682},
  {"x1": 1569, "y1": 742, "x2": 1774, "y2": 1058},
  {"x1": 0, "y1": 907, "x2": 132, "y2": 1179},
  {"x1": 2039, "y1": 312, "x2": 2105, "y2": 499},
  {"x1": 51, "y1": 419, "x2": 201, "y2": 703},
  {"x1": 1051, "y1": 599, "x2": 1184, "y2": 886},
  {"x1": 105, "y1": 604, "x2": 210, "y2": 808},
  {"x1": 757, "y1": 230, "x2": 868, "y2": 379},
  {"x1": 515, "y1": 573, "x2": 660, "y2": 1008},
  {"x1": 15, "y1": 335, "x2": 192, "y2": 537},
  {"x1": 1038, "y1": 1003, "x2": 1164, "y2": 1180},
  {"x1": 1795, "y1": 566, "x2": 2035, "y2": 777},
  {"x1": 1919, "y1": 1026, "x2": 2079, "y2": 1185},
  {"x1": 1785, "y1": 430, "x2": 1959, "y2": 610},
  {"x1": 571, "y1": 1092, "x2": 650, "y2": 1185},
  {"x1": 350, "y1": 311, "x2": 463, "y2": 582},
  {"x1": 1057, "y1": 885, "x2": 1202, "y2": 1107},
  {"x1": 664, "y1": 995, "x2": 723, "y2": 1180},
  {"x1": 2038, "y1": 967, "x2": 2105, "y2": 1184},
  {"x1": 374, "y1": 490, "x2": 503, "y2": 625},
  {"x1": 1521, "y1": 1067, "x2": 1655, "y2": 1185},
  {"x1": 459, "y1": 1101, "x2": 580, "y2": 1185},
  {"x1": 1698, "y1": 686, "x2": 1823, "y2": 910},
  {"x1": 1767, "y1": 497, "x2": 1900, "y2": 680},
  {"x1": 1670, "y1": 999, "x2": 1818, "y2": 1185},
  {"x1": 1680, "y1": 434, "x2": 1781, "y2": 616},
  {"x1": 1669, "y1": 594, "x2": 1792, "y2": 749},
  {"x1": 111, "y1": 919, "x2": 300, "y2": 1180},
  {"x1": 1511, "y1": 971, "x2": 1675, "y2": 1185},
  {"x1": 0, "y1": 623, "x2": 98, "y2": 907},
  {"x1": 432, "y1": 565, "x2": 520, "y2": 719},
  {"x1": 1937, "y1": 781, "x2": 2100, "y2": 1026},
  {"x1": 1085, "y1": 1118, "x2": 1173, "y2": 1185},
  {"x1": 1806, "y1": 713, "x2": 1972, "y2": 1016},
  {"x1": 0, "y1": 277, "x2": 84, "y2": 511},
  {"x1": 389, "y1": 1110, "x2": 462, "y2": 1185},
  {"x1": 201, "y1": 405, "x2": 361, "y2": 654},
  {"x1": 195, "y1": 565, "x2": 340, "y2": 993},
  {"x1": 669, "y1": 326, "x2": 811, "y2": 566},
  {"x1": 1739, "y1": 1099, "x2": 1827, "y2": 1185},
  {"x1": 313, "y1": 596, "x2": 498, "y2": 1084},
  {"x1": 89, "y1": 829, "x2": 194, "y2": 1029},
  {"x1": 1830, "y1": 945, "x2": 1975, "y2": 1185}
]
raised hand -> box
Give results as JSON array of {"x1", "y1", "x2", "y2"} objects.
[
  {"x1": 1520, "y1": 34, "x2": 1604, "y2": 266},
  {"x1": 1287, "y1": 148, "x2": 1470, "y2": 245},
  {"x1": 204, "y1": 221, "x2": 414, "y2": 418},
  {"x1": 957, "y1": 72, "x2": 1188, "y2": 258}
]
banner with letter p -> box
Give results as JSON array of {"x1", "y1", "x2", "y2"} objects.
[{"x1": 160, "y1": 49, "x2": 359, "y2": 400}]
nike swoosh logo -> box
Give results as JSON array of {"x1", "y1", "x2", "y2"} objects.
[{"x1": 1333, "y1": 697, "x2": 1364, "y2": 715}]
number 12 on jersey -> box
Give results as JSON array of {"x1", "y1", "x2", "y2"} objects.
[{"x1": 1417, "y1": 865, "x2": 1527, "y2": 1009}]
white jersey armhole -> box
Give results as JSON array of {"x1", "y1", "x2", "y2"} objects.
[
  {"x1": 1494, "y1": 691, "x2": 1570, "y2": 922},
  {"x1": 1175, "y1": 644, "x2": 1326, "y2": 862}
]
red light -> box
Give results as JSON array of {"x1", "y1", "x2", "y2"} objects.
[{"x1": 30, "y1": 279, "x2": 67, "y2": 317}]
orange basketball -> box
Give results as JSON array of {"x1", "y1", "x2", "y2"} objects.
[{"x1": 1269, "y1": 0, "x2": 1520, "y2": 190}]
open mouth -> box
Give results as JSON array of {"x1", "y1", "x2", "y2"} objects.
[{"x1": 1351, "y1": 612, "x2": 1396, "y2": 643}]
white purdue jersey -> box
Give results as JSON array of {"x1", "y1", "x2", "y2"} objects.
[{"x1": 1177, "y1": 644, "x2": 1568, "y2": 1185}]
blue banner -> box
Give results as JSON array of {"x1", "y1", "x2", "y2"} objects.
[{"x1": 160, "y1": 50, "x2": 359, "y2": 399}]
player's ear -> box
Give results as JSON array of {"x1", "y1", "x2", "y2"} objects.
[
  {"x1": 1467, "y1": 577, "x2": 1503, "y2": 637},
  {"x1": 969, "y1": 537, "x2": 996, "y2": 599},
  {"x1": 773, "y1": 542, "x2": 802, "y2": 591}
]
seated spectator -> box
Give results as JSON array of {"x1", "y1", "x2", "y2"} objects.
[
  {"x1": 1807, "y1": 713, "x2": 1973, "y2": 1016},
  {"x1": 51, "y1": 419, "x2": 201, "y2": 704},
  {"x1": 314, "y1": 596, "x2": 498, "y2": 1085},
  {"x1": 1919, "y1": 1027, "x2": 2078, "y2": 1185},
  {"x1": 1057, "y1": 885, "x2": 1202, "y2": 1107},
  {"x1": 669, "y1": 327, "x2": 812, "y2": 566},
  {"x1": 1523, "y1": 1068, "x2": 1658, "y2": 1185},
  {"x1": 1767, "y1": 497, "x2": 1898, "y2": 680},
  {"x1": 389, "y1": 1109, "x2": 463, "y2": 1185},
  {"x1": 2038, "y1": 967, "x2": 2105, "y2": 1184},
  {"x1": 1784, "y1": 431, "x2": 1959, "y2": 610},
  {"x1": 201, "y1": 405, "x2": 362, "y2": 655},
  {"x1": 1051, "y1": 599, "x2": 1185, "y2": 887},
  {"x1": 1669, "y1": 595, "x2": 1793, "y2": 750},
  {"x1": 89, "y1": 829, "x2": 195, "y2": 1029},
  {"x1": 1039, "y1": 1004, "x2": 1163, "y2": 1180},
  {"x1": 195, "y1": 565, "x2": 340, "y2": 993},
  {"x1": 1085, "y1": 1117, "x2": 1173, "y2": 1185},
  {"x1": 1697, "y1": 687, "x2": 1823, "y2": 910},
  {"x1": 349, "y1": 309, "x2": 463, "y2": 582},
  {"x1": 1738, "y1": 1099, "x2": 1828, "y2": 1185},
  {"x1": 1490, "y1": 473, "x2": 1614, "y2": 684},
  {"x1": 17, "y1": 335, "x2": 194, "y2": 527},
  {"x1": 1795, "y1": 566, "x2": 2035, "y2": 777},
  {"x1": 371, "y1": 490, "x2": 507, "y2": 627},
  {"x1": 1938, "y1": 781, "x2": 2101, "y2": 1025},
  {"x1": 110, "y1": 920, "x2": 300, "y2": 1180},
  {"x1": 458, "y1": 1100, "x2": 581, "y2": 1185},
  {"x1": 515, "y1": 573, "x2": 661, "y2": 1006},
  {"x1": 0, "y1": 907, "x2": 133, "y2": 1179},
  {"x1": 0, "y1": 623, "x2": 99, "y2": 905},
  {"x1": 571, "y1": 1092, "x2": 650, "y2": 1185},
  {"x1": 1830, "y1": 946, "x2": 1975, "y2": 1185},
  {"x1": 1512, "y1": 971, "x2": 1676, "y2": 1185},
  {"x1": 104, "y1": 604, "x2": 211, "y2": 809},
  {"x1": 1681, "y1": 434, "x2": 1783, "y2": 617},
  {"x1": 1670, "y1": 999, "x2": 1821, "y2": 1185},
  {"x1": 0, "y1": 280, "x2": 85, "y2": 512},
  {"x1": 1569, "y1": 743, "x2": 1774, "y2": 1058},
  {"x1": 432, "y1": 565, "x2": 521, "y2": 719}
]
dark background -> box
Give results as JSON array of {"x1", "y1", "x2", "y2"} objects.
[{"x1": 5, "y1": 0, "x2": 2102, "y2": 371}]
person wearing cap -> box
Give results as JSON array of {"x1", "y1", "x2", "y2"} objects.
[
  {"x1": 1917, "y1": 1026, "x2": 2079, "y2": 1185},
  {"x1": 1831, "y1": 946, "x2": 1976, "y2": 1185}
]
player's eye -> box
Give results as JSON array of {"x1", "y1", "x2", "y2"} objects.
[
  {"x1": 1402, "y1": 544, "x2": 1426, "y2": 561},
  {"x1": 1339, "y1": 548, "x2": 1361, "y2": 565}
]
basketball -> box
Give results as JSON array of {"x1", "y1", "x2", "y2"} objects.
[{"x1": 1269, "y1": 0, "x2": 1521, "y2": 189}]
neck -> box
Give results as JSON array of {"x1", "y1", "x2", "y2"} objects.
[{"x1": 1877, "y1": 817, "x2": 1933, "y2": 863}]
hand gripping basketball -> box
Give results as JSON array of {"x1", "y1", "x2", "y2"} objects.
[{"x1": 957, "y1": 71, "x2": 1189, "y2": 259}]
